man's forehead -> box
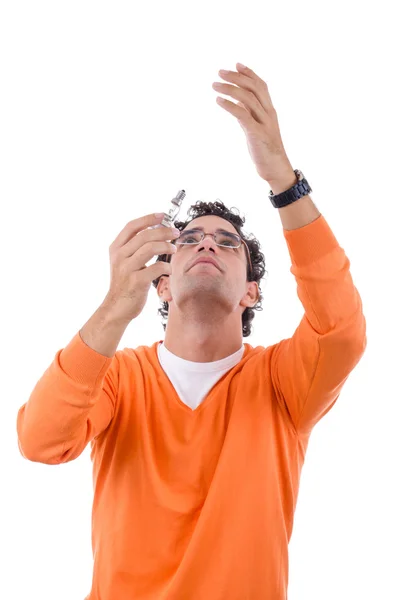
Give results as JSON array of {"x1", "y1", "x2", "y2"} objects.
[{"x1": 184, "y1": 216, "x2": 237, "y2": 234}]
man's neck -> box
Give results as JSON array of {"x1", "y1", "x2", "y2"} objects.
[{"x1": 163, "y1": 313, "x2": 243, "y2": 363}]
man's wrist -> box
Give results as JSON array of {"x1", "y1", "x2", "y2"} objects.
[{"x1": 268, "y1": 169, "x2": 298, "y2": 195}]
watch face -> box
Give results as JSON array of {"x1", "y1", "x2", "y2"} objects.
[{"x1": 295, "y1": 169, "x2": 304, "y2": 180}]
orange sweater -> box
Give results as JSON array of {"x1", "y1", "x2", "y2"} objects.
[{"x1": 16, "y1": 215, "x2": 367, "y2": 600}]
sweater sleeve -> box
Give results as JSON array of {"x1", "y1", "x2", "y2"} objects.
[
  {"x1": 16, "y1": 331, "x2": 119, "y2": 464},
  {"x1": 270, "y1": 214, "x2": 367, "y2": 437}
]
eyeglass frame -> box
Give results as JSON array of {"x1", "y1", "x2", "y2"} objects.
[{"x1": 168, "y1": 227, "x2": 254, "y2": 280}]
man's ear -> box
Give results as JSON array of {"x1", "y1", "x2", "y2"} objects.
[
  {"x1": 157, "y1": 275, "x2": 167, "y2": 295},
  {"x1": 157, "y1": 275, "x2": 172, "y2": 303},
  {"x1": 240, "y1": 281, "x2": 259, "y2": 308}
]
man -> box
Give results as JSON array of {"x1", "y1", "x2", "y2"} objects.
[{"x1": 16, "y1": 64, "x2": 367, "y2": 599}]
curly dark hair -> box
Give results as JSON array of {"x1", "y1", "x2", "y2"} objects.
[{"x1": 151, "y1": 200, "x2": 268, "y2": 337}]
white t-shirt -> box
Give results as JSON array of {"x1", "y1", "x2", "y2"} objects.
[{"x1": 157, "y1": 341, "x2": 245, "y2": 411}]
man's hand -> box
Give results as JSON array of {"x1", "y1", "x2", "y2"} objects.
[{"x1": 212, "y1": 63, "x2": 293, "y2": 184}]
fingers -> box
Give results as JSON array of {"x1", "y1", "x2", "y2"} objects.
[
  {"x1": 110, "y1": 212, "x2": 166, "y2": 250},
  {"x1": 120, "y1": 222, "x2": 179, "y2": 261},
  {"x1": 129, "y1": 240, "x2": 177, "y2": 272}
]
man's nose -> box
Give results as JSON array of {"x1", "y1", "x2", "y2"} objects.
[{"x1": 197, "y1": 235, "x2": 217, "y2": 252}]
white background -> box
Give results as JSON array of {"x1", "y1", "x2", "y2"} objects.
[{"x1": 1, "y1": 1, "x2": 399, "y2": 599}]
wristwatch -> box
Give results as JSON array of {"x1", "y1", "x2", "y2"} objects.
[{"x1": 269, "y1": 169, "x2": 312, "y2": 208}]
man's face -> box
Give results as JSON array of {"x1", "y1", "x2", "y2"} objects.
[{"x1": 157, "y1": 215, "x2": 256, "y2": 314}]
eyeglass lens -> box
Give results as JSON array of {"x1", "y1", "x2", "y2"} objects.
[{"x1": 176, "y1": 230, "x2": 240, "y2": 247}]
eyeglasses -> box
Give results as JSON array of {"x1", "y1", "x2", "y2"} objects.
[{"x1": 170, "y1": 228, "x2": 253, "y2": 279}]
